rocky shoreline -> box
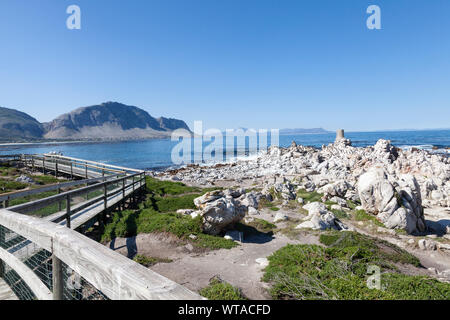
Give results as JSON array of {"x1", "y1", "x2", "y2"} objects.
[{"x1": 151, "y1": 135, "x2": 449, "y2": 238}]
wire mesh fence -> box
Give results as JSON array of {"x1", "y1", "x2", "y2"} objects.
[{"x1": 0, "y1": 225, "x2": 108, "y2": 300}]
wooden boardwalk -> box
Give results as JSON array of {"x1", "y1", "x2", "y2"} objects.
[{"x1": 0, "y1": 154, "x2": 202, "y2": 300}]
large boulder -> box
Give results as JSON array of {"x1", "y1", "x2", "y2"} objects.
[
  {"x1": 320, "y1": 180, "x2": 352, "y2": 198},
  {"x1": 296, "y1": 202, "x2": 347, "y2": 231},
  {"x1": 357, "y1": 168, "x2": 426, "y2": 234},
  {"x1": 193, "y1": 191, "x2": 246, "y2": 235},
  {"x1": 373, "y1": 139, "x2": 399, "y2": 162}
]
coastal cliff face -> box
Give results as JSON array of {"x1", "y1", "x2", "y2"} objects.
[
  {"x1": 0, "y1": 107, "x2": 44, "y2": 140},
  {"x1": 0, "y1": 102, "x2": 191, "y2": 141}
]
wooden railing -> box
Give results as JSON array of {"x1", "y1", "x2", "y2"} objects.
[
  {"x1": 0, "y1": 174, "x2": 121, "y2": 209},
  {"x1": 0, "y1": 209, "x2": 201, "y2": 300},
  {"x1": 0, "y1": 154, "x2": 203, "y2": 300}
]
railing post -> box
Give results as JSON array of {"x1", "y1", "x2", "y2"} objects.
[
  {"x1": 0, "y1": 226, "x2": 4, "y2": 278},
  {"x1": 52, "y1": 255, "x2": 63, "y2": 300},
  {"x1": 85, "y1": 164, "x2": 88, "y2": 179},
  {"x1": 31, "y1": 155, "x2": 35, "y2": 171},
  {"x1": 104, "y1": 183, "x2": 108, "y2": 210},
  {"x1": 66, "y1": 194, "x2": 71, "y2": 229},
  {"x1": 2, "y1": 197, "x2": 9, "y2": 209},
  {"x1": 70, "y1": 163, "x2": 73, "y2": 180},
  {"x1": 55, "y1": 159, "x2": 59, "y2": 178},
  {"x1": 42, "y1": 156, "x2": 45, "y2": 174},
  {"x1": 58, "y1": 186, "x2": 62, "y2": 211},
  {"x1": 0, "y1": 259, "x2": 4, "y2": 278}
]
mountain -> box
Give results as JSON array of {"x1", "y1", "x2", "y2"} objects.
[
  {"x1": 279, "y1": 128, "x2": 331, "y2": 135},
  {"x1": 43, "y1": 102, "x2": 191, "y2": 140},
  {"x1": 0, "y1": 107, "x2": 44, "y2": 141}
]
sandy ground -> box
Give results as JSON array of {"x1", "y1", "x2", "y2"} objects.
[
  {"x1": 107, "y1": 201, "x2": 450, "y2": 299},
  {"x1": 107, "y1": 208, "x2": 320, "y2": 299}
]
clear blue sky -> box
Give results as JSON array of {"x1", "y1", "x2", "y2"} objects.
[{"x1": 0, "y1": 0, "x2": 449, "y2": 131}]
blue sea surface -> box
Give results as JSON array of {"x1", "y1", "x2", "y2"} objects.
[{"x1": 0, "y1": 130, "x2": 448, "y2": 170}]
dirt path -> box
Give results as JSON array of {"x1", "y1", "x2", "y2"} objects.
[
  {"x1": 108, "y1": 227, "x2": 319, "y2": 299},
  {"x1": 107, "y1": 204, "x2": 450, "y2": 299}
]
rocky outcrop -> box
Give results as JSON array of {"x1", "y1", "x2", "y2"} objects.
[
  {"x1": 193, "y1": 190, "x2": 247, "y2": 235},
  {"x1": 161, "y1": 137, "x2": 449, "y2": 235},
  {"x1": 296, "y1": 202, "x2": 347, "y2": 231},
  {"x1": 357, "y1": 168, "x2": 426, "y2": 234}
]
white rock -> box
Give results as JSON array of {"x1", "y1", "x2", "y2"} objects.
[
  {"x1": 224, "y1": 230, "x2": 244, "y2": 242},
  {"x1": 274, "y1": 212, "x2": 288, "y2": 223},
  {"x1": 247, "y1": 206, "x2": 259, "y2": 215},
  {"x1": 418, "y1": 239, "x2": 437, "y2": 251},
  {"x1": 177, "y1": 209, "x2": 194, "y2": 215},
  {"x1": 255, "y1": 258, "x2": 269, "y2": 268}
]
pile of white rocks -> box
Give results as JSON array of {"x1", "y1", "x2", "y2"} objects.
[{"x1": 165, "y1": 136, "x2": 449, "y2": 235}]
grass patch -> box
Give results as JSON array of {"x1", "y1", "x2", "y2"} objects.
[
  {"x1": 353, "y1": 209, "x2": 385, "y2": 227},
  {"x1": 297, "y1": 189, "x2": 323, "y2": 203},
  {"x1": 145, "y1": 193, "x2": 202, "y2": 212},
  {"x1": 330, "y1": 208, "x2": 349, "y2": 220},
  {"x1": 133, "y1": 254, "x2": 172, "y2": 267},
  {"x1": 9, "y1": 190, "x2": 59, "y2": 207},
  {"x1": 101, "y1": 209, "x2": 237, "y2": 250},
  {"x1": 0, "y1": 166, "x2": 20, "y2": 177},
  {"x1": 101, "y1": 176, "x2": 238, "y2": 250},
  {"x1": 199, "y1": 278, "x2": 247, "y2": 300},
  {"x1": 145, "y1": 176, "x2": 200, "y2": 196},
  {"x1": 247, "y1": 218, "x2": 277, "y2": 233},
  {"x1": 346, "y1": 199, "x2": 358, "y2": 210},
  {"x1": 262, "y1": 231, "x2": 445, "y2": 300},
  {"x1": 0, "y1": 180, "x2": 28, "y2": 194},
  {"x1": 236, "y1": 218, "x2": 276, "y2": 236},
  {"x1": 31, "y1": 175, "x2": 61, "y2": 185},
  {"x1": 269, "y1": 206, "x2": 280, "y2": 211},
  {"x1": 319, "y1": 231, "x2": 420, "y2": 267}
]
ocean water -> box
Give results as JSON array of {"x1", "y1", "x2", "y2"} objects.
[{"x1": 0, "y1": 130, "x2": 448, "y2": 170}]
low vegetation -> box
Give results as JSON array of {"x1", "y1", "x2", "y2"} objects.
[
  {"x1": 199, "y1": 277, "x2": 247, "y2": 300},
  {"x1": 0, "y1": 164, "x2": 65, "y2": 195},
  {"x1": 353, "y1": 209, "x2": 385, "y2": 227},
  {"x1": 101, "y1": 177, "x2": 237, "y2": 250},
  {"x1": 263, "y1": 231, "x2": 450, "y2": 300},
  {"x1": 296, "y1": 189, "x2": 323, "y2": 203},
  {"x1": 0, "y1": 180, "x2": 27, "y2": 194},
  {"x1": 236, "y1": 218, "x2": 277, "y2": 237},
  {"x1": 133, "y1": 254, "x2": 172, "y2": 267}
]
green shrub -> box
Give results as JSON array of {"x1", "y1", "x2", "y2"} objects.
[
  {"x1": 262, "y1": 231, "x2": 444, "y2": 300},
  {"x1": 145, "y1": 176, "x2": 200, "y2": 196},
  {"x1": 133, "y1": 254, "x2": 172, "y2": 267},
  {"x1": 346, "y1": 200, "x2": 358, "y2": 210},
  {"x1": 296, "y1": 189, "x2": 323, "y2": 203},
  {"x1": 330, "y1": 208, "x2": 349, "y2": 219},
  {"x1": 245, "y1": 219, "x2": 276, "y2": 233},
  {"x1": 0, "y1": 180, "x2": 28, "y2": 193},
  {"x1": 354, "y1": 209, "x2": 385, "y2": 227},
  {"x1": 199, "y1": 278, "x2": 246, "y2": 300},
  {"x1": 102, "y1": 209, "x2": 237, "y2": 250},
  {"x1": 32, "y1": 175, "x2": 60, "y2": 185},
  {"x1": 148, "y1": 193, "x2": 202, "y2": 212}
]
